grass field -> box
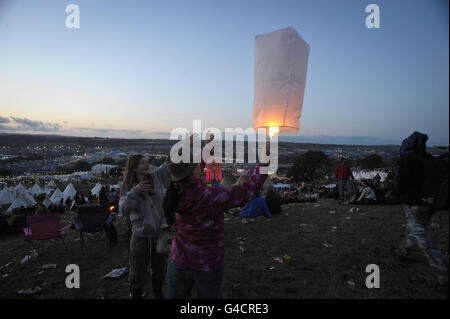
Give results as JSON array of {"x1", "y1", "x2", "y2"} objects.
[{"x1": 0, "y1": 199, "x2": 448, "y2": 299}]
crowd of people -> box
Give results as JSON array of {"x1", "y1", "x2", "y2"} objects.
[{"x1": 0, "y1": 131, "x2": 448, "y2": 296}]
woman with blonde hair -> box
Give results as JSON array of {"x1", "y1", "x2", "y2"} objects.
[{"x1": 119, "y1": 153, "x2": 171, "y2": 299}]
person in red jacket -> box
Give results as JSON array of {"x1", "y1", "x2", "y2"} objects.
[{"x1": 335, "y1": 158, "x2": 355, "y2": 204}]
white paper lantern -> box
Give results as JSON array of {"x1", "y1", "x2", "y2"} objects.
[{"x1": 253, "y1": 26, "x2": 310, "y2": 137}]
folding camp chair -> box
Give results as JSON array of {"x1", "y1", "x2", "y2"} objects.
[
  {"x1": 73, "y1": 204, "x2": 116, "y2": 251},
  {"x1": 23, "y1": 213, "x2": 70, "y2": 254}
]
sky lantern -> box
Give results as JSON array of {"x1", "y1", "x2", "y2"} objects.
[{"x1": 253, "y1": 26, "x2": 310, "y2": 138}]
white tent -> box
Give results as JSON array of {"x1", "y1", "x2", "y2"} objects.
[
  {"x1": 253, "y1": 26, "x2": 310, "y2": 135},
  {"x1": 14, "y1": 183, "x2": 26, "y2": 195},
  {"x1": 50, "y1": 188, "x2": 64, "y2": 204},
  {"x1": 0, "y1": 187, "x2": 15, "y2": 205},
  {"x1": 353, "y1": 170, "x2": 387, "y2": 182},
  {"x1": 91, "y1": 183, "x2": 103, "y2": 197},
  {"x1": 63, "y1": 183, "x2": 77, "y2": 200},
  {"x1": 273, "y1": 183, "x2": 291, "y2": 189},
  {"x1": 7, "y1": 197, "x2": 28, "y2": 214},
  {"x1": 19, "y1": 189, "x2": 37, "y2": 206},
  {"x1": 43, "y1": 197, "x2": 53, "y2": 208},
  {"x1": 29, "y1": 183, "x2": 45, "y2": 197},
  {"x1": 46, "y1": 180, "x2": 57, "y2": 189}
]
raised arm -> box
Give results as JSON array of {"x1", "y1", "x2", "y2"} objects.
[{"x1": 201, "y1": 163, "x2": 268, "y2": 216}]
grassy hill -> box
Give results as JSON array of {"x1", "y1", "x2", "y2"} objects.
[{"x1": 0, "y1": 199, "x2": 448, "y2": 298}]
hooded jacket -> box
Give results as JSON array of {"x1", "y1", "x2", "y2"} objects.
[{"x1": 119, "y1": 164, "x2": 171, "y2": 238}]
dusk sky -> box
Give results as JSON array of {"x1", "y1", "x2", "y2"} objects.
[{"x1": 0, "y1": 0, "x2": 448, "y2": 145}]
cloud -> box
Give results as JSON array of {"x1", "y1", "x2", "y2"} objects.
[
  {"x1": 0, "y1": 116, "x2": 10, "y2": 124},
  {"x1": 63, "y1": 121, "x2": 69, "y2": 124},
  {"x1": 9, "y1": 117, "x2": 62, "y2": 132},
  {"x1": 73, "y1": 127, "x2": 143, "y2": 135}
]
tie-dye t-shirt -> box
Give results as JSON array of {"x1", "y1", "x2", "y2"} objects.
[{"x1": 170, "y1": 163, "x2": 267, "y2": 271}]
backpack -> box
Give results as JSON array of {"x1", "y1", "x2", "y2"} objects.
[
  {"x1": 395, "y1": 153, "x2": 448, "y2": 207},
  {"x1": 266, "y1": 191, "x2": 282, "y2": 215}
]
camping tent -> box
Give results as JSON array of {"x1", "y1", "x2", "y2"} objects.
[
  {"x1": 29, "y1": 183, "x2": 45, "y2": 197},
  {"x1": 63, "y1": 183, "x2": 77, "y2": 200},
  {"x1": 91, "y1": 183, "x2": 103, "y2": 197},
  {"x1": 42, "y1": 197, "x2": 53, "y2": 208},
  {"x1": 13, "y1": 183, "x2": 26, "y2": 195},
  {"x1": 6, "y1": 196, "x2": 28, "y2": 214},
  {"x1": 45, "y1": 180, "x2": 57, "y2": 190},
  {"x1": 19, "y1": 189, "x2": 37, "y2": 206},
  {"x1": 50, "y1": 188, "x2": 64, "y2": 204},
  {"x1": 0, "y1": 187, "x2": 15, "y2": 205},
  {"x1": 273, "y1": 183, "x2": 291, "y2": 190}
]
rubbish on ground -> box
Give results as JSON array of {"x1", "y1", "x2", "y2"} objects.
[
  {"x1": 42, "y1": 264, "x2": 56, "y2": 269},
  {"x1": 329, "y1": 211, "x2": 336, "y2": 214},
  {"x1": 267, "y1": 219, "x2": 272, "y2": 222},
  {"x1": 269, "y1": 266, "x2": 276, "y2": 270},
  {"x1": 431, "y1": 223, "x2": 440, "y2": 229},
  {"x1": 2, "y1": 274, "x2": 9, "y2": 279},
  {"x1": 299, "y1": 223, "x2": 308, "y2": 227},
  {"x1": 273, "y1": 257, "x2": 283, "y2": 263},
  {"x1": 349, "y1": 207, "x2": 355, "y2": 213},
  {"x1": 331, "y1": 226, "x2": 337, "y2": 232},
  {"x1": 250, "y1": 218, "x2": 254, "y2": 222},
  {"x1": 283, "y1": 255, "x2": 292, "y2": 261},
  {"x1": 347, "y1": 280, "x2": 356, "y2": 286},
  {"x1": 323, "y1": 243, "x2": 333, "y2": 248},
  {"x1": 345, "y1": 217, "x2": 351, "y2": 220},
  {"x1": 224, "y1": 218, "x2": 230, "y2": 222},
  {"x1": 401, "y1": 224, "x2": 406, "y2": 227},
  {"x1": 314, "y1": 204, "x2": 320, "y2": 207},
  {"x1": 20, "y1": 255, "x2": 32, "y2": 265},
  {"x1": 285, "y1": 213, "x2": 289, "y2": 216},
  {"x1": 17, "y1": 287, "x2": 42, "y2": 295},
  {"x1": 356, "y1": 208, "x2": 362, "y2": 212},
  {"x1": 239, "y1": 246, "x2": 246, "y2": 252},
  {"x1": 3, "y1": 261, "x2": 15, "y2": 268},
  {"x1": 104, "y1": 267, "x2": 128, "y2": 279},
  {"x1": 241, "y1": 219, "x2": 248, "y2": 224},
  {"x1": 38, "y1": 270, "x2": 44, "y2": 275},
  {"x1": 73, "y1": 238, "x2": 80, "y2": 242}
]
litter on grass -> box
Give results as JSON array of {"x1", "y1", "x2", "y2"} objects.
[{"x1": 104, "y1": 267, "x2": 128, "y2": 279}]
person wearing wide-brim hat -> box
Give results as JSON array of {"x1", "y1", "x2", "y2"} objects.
[{"x1": 163, "y1": 145, "x2": 269, "y2": 299}]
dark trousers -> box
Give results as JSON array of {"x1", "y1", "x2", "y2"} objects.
[
  {"x1": 129, "y1": 233, "x2": 167, "y2": 290},
  {"x1": 166, "y1": 259, "x2": 224, "y2": 299}
]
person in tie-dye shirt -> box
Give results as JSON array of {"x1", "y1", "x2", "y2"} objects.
[{"x1": 164, "y1": 144, "x2": 269, "y2": 299}]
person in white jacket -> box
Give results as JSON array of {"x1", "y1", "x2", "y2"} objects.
[
  {"x1": 119, "y1": 154, "x2": 171, "y2": 299},
  {"x1": 354, "y1": 179, "x2": 377, "y2": 205}
]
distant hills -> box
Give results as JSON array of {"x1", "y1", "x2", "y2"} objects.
[{"x1": 0, "y1": 132, "x2": 446, "y2": 147}]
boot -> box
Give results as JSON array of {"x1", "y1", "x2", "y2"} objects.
[
  {"x1": 152, "y1": 279, "x2": 164, "y2": 299},
  {"x1": 130, "y1": 287, "x2": 144, "y2": 299}
]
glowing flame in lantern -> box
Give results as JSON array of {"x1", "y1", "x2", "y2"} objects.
[{"x1": 268, "y1": 126, "x2": 280, "y2": 138}]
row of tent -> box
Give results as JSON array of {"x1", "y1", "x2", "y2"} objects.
[{"x1": 1, "y1": 181, "x2": 116, "y2": 215}]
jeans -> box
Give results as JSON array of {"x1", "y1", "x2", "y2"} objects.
[
  {"x1": 338, "y1": 179, "x2": 354, "y2": 201},
  {"x1": 166, "y1": 259, "x2": 224, "y2": 299},
  {"x1": 129, "y1": 234, "x2": 167, "y2": 290},
  {"x1": 403, "y1": 205, "x2": 448, "y2": 284}
]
